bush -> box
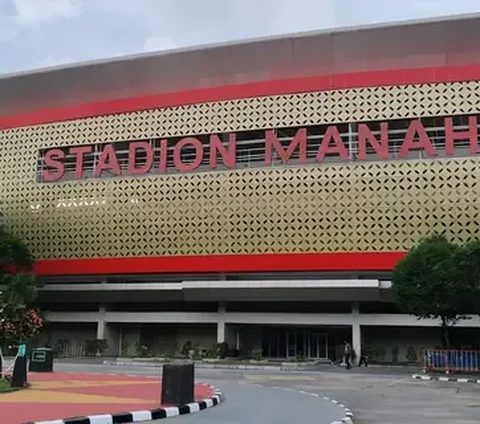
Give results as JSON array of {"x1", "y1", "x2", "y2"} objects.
[
  {"x1": 216, "y1": 342, "x2": 229, "y2": 359},
  {"x1": 85, "y1": 339, "x2": 108, "y2": 356},
  {"x1": 252, "y1": 349, "x2": 263, "y2": 361},
  {"x1": 406, "y1": 346, "x2": 418, "y2": 363},
  {"x1": 135, "y1": 343, "x2": 150, "y2": 358},
  {"x1": 121, "y1": 340, "x2": 130, "y2": 357},
  {"x1": 374, "y1": 346, "x2": 386, "y2": 363},
  {"x1": 181, "y1": 341, "x2": 193, "y2": 358},
  {"x1": 391, "y1": 346, "x2": 399, "y2": 363}
]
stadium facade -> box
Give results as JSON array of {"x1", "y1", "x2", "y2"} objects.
[{"x1": 2, "y1": 14, "x2": 480, "y2": 361}]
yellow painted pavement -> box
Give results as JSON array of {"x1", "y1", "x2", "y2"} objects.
[{"x1": 0, "y1": 379, "x2": 158, "y2": 404}]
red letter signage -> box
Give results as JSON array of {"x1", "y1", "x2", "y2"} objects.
[
  {"x1": 43, "y1": 149, "x2": 65, "y2": 182},
  {"x1": 70, "y1": 146, "x2": 92, "y2": 179},
  {"x1": 357, "y1": 123, "x2": 389, "y2": 160},
  {"x1": 210, "y1": 134, "x2": 236, "y2": 170},
  {"x1": 173, "y1": 137, "x2": 204, "y2": 172},
  {"x1": 399, "y1": 120, "x2": 435, "y2": 158},
  {"x1": 128, "y1": 141, "x2": 154, "y2": 175},
  {"x1": 316, "y1": 126, "x2": 349, "y2": 162},
  {"x1": 265, "y1": 128, "x2": 307, "y2": 165},
  {"x1": 445, "y1": 116, "x2": 478, "y2": 155},
  {"x1": 94, "y1": 145, "x2": 121, "y2": 177}
]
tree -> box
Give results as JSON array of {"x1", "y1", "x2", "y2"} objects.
[
  {"x1": 392, "y1": 234, "x2": 476, "y2": 349},
  {"x1": 0, "y1": 226, "x2": 43, "y2": 349},
  {"x1": 456, "y1": 239, "x2": 480, "y2": 316}
]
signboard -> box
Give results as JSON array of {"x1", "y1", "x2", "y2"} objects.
[
  {"x1": 31, "y1": 350, "x2": 46, "y2": 362},
  {"x1": 39, "y1": 115, "x2": 479, "y2": 183}
]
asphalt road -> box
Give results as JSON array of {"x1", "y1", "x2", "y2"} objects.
[{"x1": 54, "y1": 362, "x2": 480, "y2": 424}]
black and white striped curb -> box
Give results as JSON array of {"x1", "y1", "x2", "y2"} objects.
[
  {"x1": 243, "y1": 383, "x2": 354, "y2": 424},
  {"x1": 25, "y1": 388, "x2": 223, "y2": 424},
  {"x1": 412, "y1": 374, "x2": 480, "y2": 384},
  {"x1": 328, "y1": 396, "x2": 355, "y2": 424}
]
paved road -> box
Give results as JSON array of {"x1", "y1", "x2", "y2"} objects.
[
  {"x1": 54, "y1": 363, "x2": 480, "y2": 424},
  {"x1": 54, "y1": 363, "x2": 347, "y2": 424}
]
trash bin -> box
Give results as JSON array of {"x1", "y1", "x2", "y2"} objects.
[{"x1": 29, "y1": 348, "x2": 54, "y2": 372}]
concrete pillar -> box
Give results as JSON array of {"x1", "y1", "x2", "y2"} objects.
[
  {"x1": 217, "y1": 303, "x2": 226, "y2": 344},
  {"x1": 97, "y1": 305, "x2": 118, "y2": 356},
  {"x1": 351, "y1": 302, "x2": 362, "y2": 365}
]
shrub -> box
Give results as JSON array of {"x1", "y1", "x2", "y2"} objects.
[
  {"x1": 252, "y1": 349, "x2": 263, "y2": 361},
  {"x1": 85, "y1": 339, "x2": 108, "y2": 356},
  {"x1": 216, "y1": 342, "x2": 229, "y2": 359},
  {"x1": 406, "y1": 346, "x2": 418, "y2": 363},
  {"x1": 374, "y1": 346, "x2": 386, "y2": 363},
  {"x1": 391, "y1": 346, "x2": 399, "y2": 363}
]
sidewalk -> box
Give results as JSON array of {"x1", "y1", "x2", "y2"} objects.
[{"x1": 0, "y1": 372, "x2": 213, "y2": 424}]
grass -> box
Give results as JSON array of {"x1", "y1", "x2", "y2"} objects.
[
  {"x1": 0, "y1": 378, "x2": 28, "y2": 393},
  {"x1": 0, "y1": 379, "x2": 11, "y2": 393}
]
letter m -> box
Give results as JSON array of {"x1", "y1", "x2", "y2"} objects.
[{"x1": 265, "y1": 128, "x2": 307, "y2": 165}]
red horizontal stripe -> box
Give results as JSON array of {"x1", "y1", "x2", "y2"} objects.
[
  {"x1": 33, "y1": 252, "x2": 406, "y2": 276},
  {"x1": 2, "y1": 64, "x2": 480, "y2": 131}
]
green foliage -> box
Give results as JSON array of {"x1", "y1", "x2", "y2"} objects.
[
  {"x1": 215, "y1": 342, "x2": 229, "y2": 359},
  {"x1": 392, "y1": 234, "x2": 480, "y2": 348},
  {"x1": 391, "y1": 346, "x2": 399, "y2": 363},
  {"x1": 252, "y1": 349, "x2": 263, "y2": 361},
  {"x1": 374, "y1": 346, "x2": 386, "y2": 362},
  {"x1": 455, "y1": 239, "x2": 480, "y2": 314},
  {"x1": 0, "y1": 225, "x2": 43, "y2": 346},
  {"x1": 135, "y1": 342, "x2": 150, "y2": 358},
  {"x1": 121, "y1": 339, "x2": 131, "y2": 357},
  {"x1": 406, "y1": 346, "x2": 418, "y2": 363},
  {"x1": 181, "y1": 341, "x2": 193, "y2": 358},
  {"x1": 85, "y1": 339, "x2": 108, "y2": 356}
]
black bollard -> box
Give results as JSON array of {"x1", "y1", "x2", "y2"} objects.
[
  {"x1": 161, "y1": 363, "x2": 194, "y2": 406},
  {"x1": 11, "y1": 356, "x2": 28, "y2": 388}
]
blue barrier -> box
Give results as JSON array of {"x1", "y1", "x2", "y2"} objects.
[{"x1": 423, "y1": 350, "x2": 480, "y2": 373}]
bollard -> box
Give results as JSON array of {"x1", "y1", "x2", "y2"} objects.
[
  {"x1": 161, "y1": 363, "x2": 194, "y2": 406},
  {"x1": 11, "y1": 344, "x2": 28, "y2": 388}
]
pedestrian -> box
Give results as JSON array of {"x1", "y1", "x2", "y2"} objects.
[
  {"x1": 344, "y1": 340, "x2": 352, "y2": 370},
  {"x1": 359, "y1": 345, "x2": 368, "y2": 367}
]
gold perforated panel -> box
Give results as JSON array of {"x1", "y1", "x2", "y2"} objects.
[{"x1": 1, "y1": 81, "x2": 480, "y2": 259}]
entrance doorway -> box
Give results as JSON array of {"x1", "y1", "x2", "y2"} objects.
[
  {"x1": 261, "y1": 326, "x2": 349, "y2": 360},
  {"x1": 308, "y1": 332, "x2": 328, "y2": 359},
  {"x1": 286, "y1": 330, "x2": 328, "y2": 359}
]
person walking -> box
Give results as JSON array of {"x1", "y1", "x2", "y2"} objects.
[
  {"x1": 359, "y1": 345, "x2": 369, "y2": 367},
  {"x1": 344, "y1": 340, "x2": 352, "y2": 370}
]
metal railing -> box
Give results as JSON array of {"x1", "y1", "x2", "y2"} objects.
[{"x1": 423, "y1": 349, "x2": 480, "y2": 373}]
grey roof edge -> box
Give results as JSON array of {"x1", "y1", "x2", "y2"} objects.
[{"x1": 2, "y1": 11, "x2": 480, "y2": 81}]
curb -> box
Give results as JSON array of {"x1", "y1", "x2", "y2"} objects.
[
  {"x1": 412, "y1": 374, "x2": 480, "y2": 384},
  {"x1": 103, "y1": 360, "x2": 324, "y2": 372},
  {"x1": 326, "y1": 397, "x2": 355, "y2": 424},
  {"x1": 104, "y1": 360, "x2": 282, "y2": 371},
  {"x1": 25, "y1": 388, "x2": 223, "y2": 424}
]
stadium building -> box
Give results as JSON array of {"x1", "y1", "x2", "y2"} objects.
[{"x1": 2, "y1": 14, "x2": 480, "y2": 361}]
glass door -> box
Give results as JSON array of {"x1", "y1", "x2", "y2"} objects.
[
  {"x1": 287, "y1": 332, "x2": 297, "y2": 358},
  {"x1": 308, "y1": 332, "x2": 328, "y2": 359}
]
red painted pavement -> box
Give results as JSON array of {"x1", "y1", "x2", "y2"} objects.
[{"x1": 0, "y1": 372, "x2": 213, "y2": 424}]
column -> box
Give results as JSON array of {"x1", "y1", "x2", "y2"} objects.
[
  {"x1": 351, "y1": 302, "x2": 362, "y2": 365},
  {"x1": 217, "y1": 303, "x2": 226, "y2": 344},
  {"x1": 97, "y1": 305, "x2": 118, "y2": 356}
]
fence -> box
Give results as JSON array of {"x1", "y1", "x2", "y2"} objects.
[{"x1": 423, "y1": 350, "x2": 480, "y2": 373}]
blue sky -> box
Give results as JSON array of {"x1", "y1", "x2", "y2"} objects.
[{"x1": 0, "y1": 0, "x2": 479, "y2": 75}]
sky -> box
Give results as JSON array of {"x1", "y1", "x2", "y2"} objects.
[{"x1": 0, "y1": 0, "x2": 480, "y2": 75}]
